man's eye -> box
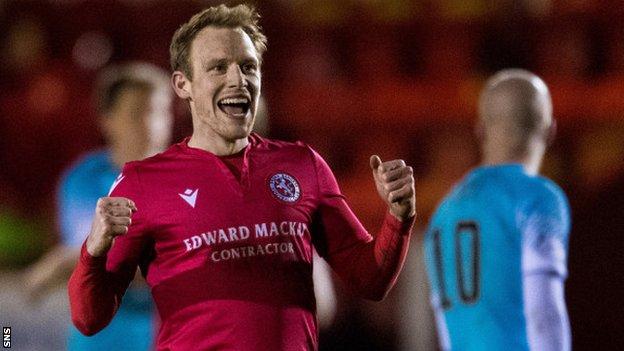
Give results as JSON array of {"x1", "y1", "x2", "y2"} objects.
[
  {"x1": 242, "y1": 63, "x2": 257, "y2": 74},
  {"x1": 211, "y1": 64, "x2": 226, "y2": 73}
]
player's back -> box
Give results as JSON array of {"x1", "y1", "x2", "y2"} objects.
[{"x1": 424, "y1": 164, "x2": 566, "y2": 351}]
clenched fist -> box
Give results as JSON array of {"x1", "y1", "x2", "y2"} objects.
[
  {"x1": 85, "y1": 197, "x2": 137, "y2": 257},
  {"x1": 370, "y1": 155, "x2": 416, "y2": 222}
]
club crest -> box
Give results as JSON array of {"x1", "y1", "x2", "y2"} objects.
[{"x1": 268, "y1": 173, "x2": 301, "y2": 203}]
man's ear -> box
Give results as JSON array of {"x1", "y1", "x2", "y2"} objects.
[
  {"x1": 172, "y1": 71, "x2": 192, "y2": 101},
  {"x1": 546, "y1": 119, "x2": 557, "y2": 146},
  {"x1": 99, "y1": 114, "x2": 114, "y2": 142}
]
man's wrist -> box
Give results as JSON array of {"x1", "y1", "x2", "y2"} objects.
[
  {"x1": 385, "y1": 211, "x2": 415, "y2": 235},
  {"x1": 85, "y1": 234, "x2": 106, "y2": 257},
  {"x1": 81, "y1": 241, "x2": 107, "y2": 267},
  {"x1": 389, "y1": 208, "x2": 416, "y2": 223}
]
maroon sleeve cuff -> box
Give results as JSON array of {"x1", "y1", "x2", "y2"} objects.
[
  {"x1": 383, "y1": 211, "x2": 415, "y2": 236},
  {"x1": 79, "y1": 241, "x2": 107, "y2": 269}
]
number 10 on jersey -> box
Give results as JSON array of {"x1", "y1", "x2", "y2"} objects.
[{"x1": 432, "y1": 221, "x2": 481, "y2": 310}]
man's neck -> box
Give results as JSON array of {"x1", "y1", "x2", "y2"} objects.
[
  {"x1": 482, "y1": 150, "x2": 542, "y2": 175},
  {"x1": 188, "y1": 132, "x2": 249, "y2": 156},
  {"x1": 110, "y1": 145, "x2": 142, "y2": 169}
]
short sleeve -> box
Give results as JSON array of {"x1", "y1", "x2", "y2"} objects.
[
  {"x1": 520, "y1": 182, "x2": 571, "y2": 277},
  {"x1": 58, "y1": 168, "x2": 100, "y2": 247},
  {"x1": 309, "y1": 147, "x2": 372, "y2": 258},
  {"x1": 105, "y1": 163, "x2": 152, "y2": 275}
]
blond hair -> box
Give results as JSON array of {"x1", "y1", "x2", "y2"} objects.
[{"x1": 169, "y1": 4, "x2": 267, "y2": 80}]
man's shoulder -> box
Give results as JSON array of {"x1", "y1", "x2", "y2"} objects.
[
  {"x1": 534, "y1": 175, "x2": 566, "y2": 197},
  {"x1": 512, "y1": 175, "x2": 570, "y2": 238},
  {"x1": 530, "y1": 176, "x2": 569, "y2": 215},
  {"x1": 62, "y1": 149, "x2": 113, "y2": 185},
  {"x1": 250, "y1": 134, "x2": 321, "y2": 167},
  {"x1": 519, "y1": 174, "x2": 568, "y2": 208},
  {"x1": 252, "y1": 133, "x2": 310, "y2": 154},
  {"x1": 67, "y1": 149, "x2": 111, "y2": 172}
]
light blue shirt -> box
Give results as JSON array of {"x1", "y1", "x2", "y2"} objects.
[
  {"x1": 424, "y1": 164, "x2": 570, "y2": 351},
  {"x1": 59, "y1": 150, "x2": 154, "y2": 351}
]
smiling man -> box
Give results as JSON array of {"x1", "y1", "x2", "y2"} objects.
[{"x1": 68, "y1": 5, "x2": 416, "y2": 351}]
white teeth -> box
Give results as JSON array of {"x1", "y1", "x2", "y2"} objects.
[{"x1": 220, "y1": 97, "x2": 249, "y2": 105}]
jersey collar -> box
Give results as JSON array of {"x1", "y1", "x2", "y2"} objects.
[{"x1": 177, "y1": 133, "x2": 262, "y2": 159}]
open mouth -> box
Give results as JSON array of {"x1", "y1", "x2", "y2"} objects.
[{"x1": 217, "y1": 97, "x2": 250, "y2": 117}]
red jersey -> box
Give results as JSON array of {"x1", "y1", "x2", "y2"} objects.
[{"x1": 69, "y1": 134, "x2": 413, "y2": 351}]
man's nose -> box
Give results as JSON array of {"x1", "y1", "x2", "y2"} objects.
[{"x1": 226, "y1": 65, "x2": 246, "y2": 88}]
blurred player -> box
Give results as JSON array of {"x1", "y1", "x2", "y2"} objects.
[
  {"x1": 25, "y1": 62, "x2": 173, "y2": 350},
  {"x1": 68, "y1": 4, "x2": 415, "y2": 351},
  {"x1": 423, "y1": 69, "x2": 571, "y2": 350}
]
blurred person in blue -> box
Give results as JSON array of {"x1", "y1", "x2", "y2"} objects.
[
  {"x1": 24, "y1": 62, "x2": 173, "y2": 350},
  {"x1": 423, "y1": 69, "x2": 571, "y2": 351}
]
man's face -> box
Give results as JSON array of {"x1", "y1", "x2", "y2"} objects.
[
  {"x1": 103, "y1": 86, "x2": 172, "y2": 164},
  {"x1": 185, "y1": 26, "x2": 261, "y2": 142}
]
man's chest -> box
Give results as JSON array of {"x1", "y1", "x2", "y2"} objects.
[{"x1": 138, "y1": 159, "x2": 319, "y2": 268}]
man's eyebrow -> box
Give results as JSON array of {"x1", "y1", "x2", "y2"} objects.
[
  {"x1": 241, "y1": 57, "x2": 259, "y2": 65},
  {"x1": 202, "y1": 58, "x2": 227, "y2": 70},
  {"x1": 201, "y1": 56, "x2": 259, "y2": 70}
]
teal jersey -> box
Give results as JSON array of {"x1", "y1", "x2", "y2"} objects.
[
  {"x1": 59, "y1": 150, "x2": 154, "y2": 351},
  {"x1": 424, "y1": 164, "x2": 570, "y2": 351}
]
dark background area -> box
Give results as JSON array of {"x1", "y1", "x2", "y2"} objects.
[{"x1": 0, "y1": 1, "x2": 622, "y2": 350}]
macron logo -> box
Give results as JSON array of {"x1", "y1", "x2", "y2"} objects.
[{"x1": 179, "y1": 188, "x2": 199, "y2": 208}]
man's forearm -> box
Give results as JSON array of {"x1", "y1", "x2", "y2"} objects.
[
  {"x1": 328, "y1": 212, "x2": 413, "y2": 301},
  {"x1": 68, "y1": 243, "x2": 126, "y2": 336}
]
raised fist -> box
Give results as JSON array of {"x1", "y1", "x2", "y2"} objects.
[{"x1": 85, "y1": 197, "x2": 137, "y2": 257}]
